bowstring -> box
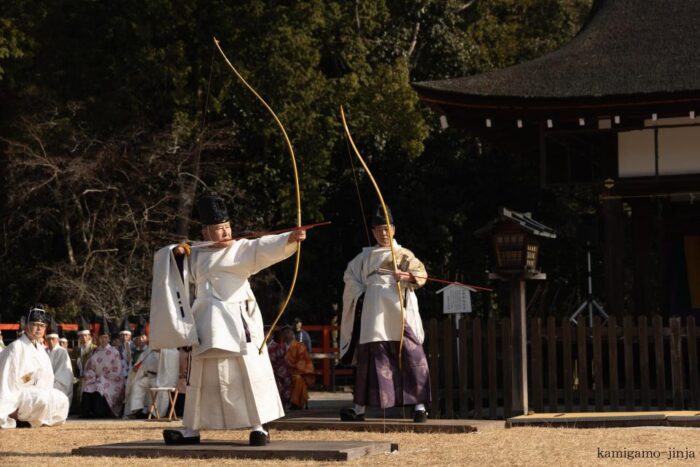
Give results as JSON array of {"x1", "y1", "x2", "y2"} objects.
[{"x1": 345, "y1": 138, "x2": 372, "y2": 247}]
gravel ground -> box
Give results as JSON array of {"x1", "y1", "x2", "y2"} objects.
[{"x1": 1, "y1": 418, "x2": 699, "y2": 466}]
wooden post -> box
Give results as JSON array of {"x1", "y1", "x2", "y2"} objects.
[
  {"x1": 488, "y1": 318, "x2": 497, "y2": 419},
  {"x1": 443, "y1": 317, "x2": 454, "y2": 418},
  {"x1": 592, "y1": 316, "x2": 604, "y2": 410},
  {"x1": 623, "y1": 316, "x2": 635, "y2": 410},
  {"x1": 530, "y1": 318, "x2": 543, "y2": 412},
  {"x1": 670, "y1": 317, "x2": 684, "y2": 409},
  {"x1": 458, "y1": 316, "x2": 470, "y2": 418},
  {"x1": 547, "y1": 317, "x2": 558, "y2": 412},
  {"x1": 688, "y1": 317, "x2": 700, "y2": 409},
  {"x1": 510, "y1": 279, "x2": 528, "y2": 415},
  {"x1": 502, "y1": 318, "x2": 513, "y2": 419},
  {"x1": 429, "y1": 319, "x2": 439, "y2": 416},
  {"x1": 639, "y1": 316, "x2": 651, "y2": 410}
]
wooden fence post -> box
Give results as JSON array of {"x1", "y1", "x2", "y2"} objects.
[
  {"x1": 608, "y1": 317, "x2": 619, "y2": 410},
  {"x1": 488, "y1": 318, "x2": 497, "y2": 418},
  {"x1": 639, "y1": 316, "x2": 650, "y2": 410},
  {"x1": 577, "y1": 319, "x2": 588, "y2": 411},
  {"x1": 459, "y1": 315, "x2": 470, "y2": 417},
  {"x1": 562, "y1": 319, "x2": 573, "y2": 412},
  {"x1": 688, "y1": 316, "x2": 699, "y2": 409},
  {"x1": 531, "y1": 318, "x2": 543, "y2": 412},
  {"x1": 429, "y1": 318, "x2": 439, "y2": 417},
  {"x1": 592, "y1": 316, "x2": 604, "y2": 411},
  {"x1": 473, "y1": 317, "x2": 483, "y2": 419},
  {"x1": 547, "y1": 317, "x2": 558, "y2": 412},
  {"x1": 443, "y1": 317, "x2": 454, "y2": 418},
  {"x1": 670, "y1": 317, "x2": 684, "y2": 409},
  {"x1": 653, "y1": 315, "x2": 665, "y2": 410},
  {"x1": 623, "y1": 316, "x2": 634, "y2": 410}
]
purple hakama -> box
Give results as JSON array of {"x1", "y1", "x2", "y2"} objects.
[{"x1": 353, "y1": 325, "x2": 431, "y2": 408}]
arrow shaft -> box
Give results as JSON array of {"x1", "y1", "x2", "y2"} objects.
[
  {"x1": 239, "y1": 221, "x2": 331, "y2": 238},
  {"x1": 376, "y1": 268, "x2": 493, "y2": 292}
]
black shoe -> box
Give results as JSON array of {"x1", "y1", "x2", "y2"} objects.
[
  {"x1": 163, "y1": 429, "x2": 200, "y2": 445},
  {"x1": 339, "y1": 408, "x2": 366, "y2": 422},
  {"x1": 15, "y1": 420, "x2": 31, "y2": 428},
  {"x1": 249, "y1": 430, "x2": 270, "y2": 446},
  {"x1": 413, "y1": 409, "x2": 428, "y2": 423}
]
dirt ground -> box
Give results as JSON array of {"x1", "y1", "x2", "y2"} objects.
[{"x1": 1, "y1": 419, "x2": 699, "y2": 466}]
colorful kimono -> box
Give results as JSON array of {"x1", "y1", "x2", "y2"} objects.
[
  {"x1": 286, "y1": 341, "x2": 315, "y2": 408},
  {"x1": 342, "y1": 241, "x2": 431, "y2": 408},
  {"x1": 81, "y1": 344, "x2": 125, "y2": 417},
  {"x1": 268, "y1": 341, "x2": 291, "y2": 406}
]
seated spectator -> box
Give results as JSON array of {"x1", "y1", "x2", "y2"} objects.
[
  {"x1": 46, "y1": 320, "x2": 74, "y2": 402},
  {"x1": 293, "y1": 317, "x2": 312, "y2": 353},
  {"x1": 81, "y1": 317, "x2": 124, "y2": 418},
  {"x1": 268, "y1": 326, "x2": 315, "y2": 410},
  {"x1": 0, "y1": 306, "x2": 69, "y2": 428},
  {"x1": 268, "y1": 328, "x2": 291, "y2": 407},
  {"x1": 123, "y1": 327, "x2": 159, "y2": 419},
  {"x1": 284, "y1": 326, "x2": 315, "y2": 409}
]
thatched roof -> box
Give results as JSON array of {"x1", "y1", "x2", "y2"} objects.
[{"x1": 413, "y1": 0, "x2": 700, "y2": 103}]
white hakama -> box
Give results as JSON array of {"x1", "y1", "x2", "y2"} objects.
[
  {"x1": 123, "y1": 347, "x2": 159, "y2": 415},
  {"x1": 0, "y1": 335, "x2": 69, "y2": 428}
]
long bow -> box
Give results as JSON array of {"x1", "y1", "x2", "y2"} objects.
[
  {"x1": 213, "y1": 37, "x2": 302, "y2": 354},
  {"x1": 340, "y1": 105, "x2": 406, "y2": 367}
]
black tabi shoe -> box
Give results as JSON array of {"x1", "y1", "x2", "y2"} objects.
[
  {"x1": 413, "y1": 409, "x2": 428, "y2": 423},
  {"x1": 249, "y1": 430, "x2": 270, "y2": 446},
  {"x1": 163, "y1": 429, "x2": 200, "y2": 445},
  {"x1": 339, "y1": 408, "x2": 366, "y2": 422}
]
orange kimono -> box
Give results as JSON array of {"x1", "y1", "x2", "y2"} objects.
[{"x1": 286, "y1": 341, "x2": 315, "y2": 408}]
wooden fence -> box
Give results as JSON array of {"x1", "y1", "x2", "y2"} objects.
[{"x1": 425, "y1": 315, "x2": 700, "y2": 419}]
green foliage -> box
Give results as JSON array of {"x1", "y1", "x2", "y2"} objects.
[{"x1": 0, "y1": 0, "x2": 593, "y2": 324}]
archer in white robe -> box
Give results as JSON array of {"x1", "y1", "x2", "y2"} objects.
[
  {"x1": 0, "y1": 334, "x2": 70, "y2": 428},
  {"x1": 341, "y1": 240, "x2": 427, "y2": 355},
  {"x1": 47, "y1": 345, "x2": 74, "y2": 402},
  {"x1": 150, "y1": 233, "x2": 296, "y2": 430},
  {"x1": 341, "y1": 240, "x2": 431, "y2": 409}
]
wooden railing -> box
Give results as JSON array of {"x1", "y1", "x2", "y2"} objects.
[{"x1": 425, "y1": 315, "x2": 700, "y2": 419}]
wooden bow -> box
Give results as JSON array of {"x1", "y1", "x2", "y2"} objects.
[
  {"x1": 340, "y1": 105, "x2": 406, "y2": 367},
  {"x1": 213, "y1": 37, "x2": 302, "y2": 354}
]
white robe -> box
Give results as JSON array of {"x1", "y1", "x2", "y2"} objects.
[
  {"x1": 47, "y1": 346, "x2": 74, "y2": 402},
  {"x1": 123, "y1": 347, "x2": 159, "y2": 415},
  {"x1": 341, "y1": 241, "x2": 426, "y2": 360},
  {"x1": 150, "y1": 233, "x2": 296, "y2": 430},
  {"x1": 0, "y1": 334, "x2": 69, "y2": 428}
]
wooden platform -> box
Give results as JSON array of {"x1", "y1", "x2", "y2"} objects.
[
  {"x1": 72, "y1": 440, "x2": 398, "y2": 461},
  {"x1": 507, "y1": 411, "x2": 700, "y2": 428},
  {"x1": 269, "y1": 417, "x2": 477, "y2": 433}
]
